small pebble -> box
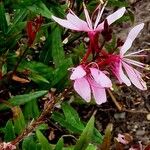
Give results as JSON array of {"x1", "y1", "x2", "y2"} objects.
[
  {"x1": 136, "y1": 130, "x2": 145, "y2": 136},
  {"x1": 114, "y1": 112, "x2": 126, "y2": 119},
  {"x1": 146, "y1": 113, "x2": 150, "y2": 120},
  {"x1": 134, "y1": 125, "x2": 138, "y2": 129}
]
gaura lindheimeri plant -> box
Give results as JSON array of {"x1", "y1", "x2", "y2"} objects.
[{"x1": 52, "y1": 2, "x2": 147, "y2": 105}]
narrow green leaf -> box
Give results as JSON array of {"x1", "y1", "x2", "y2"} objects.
[
  {"x1": 24, "y1": 100, "x2": 40, "y2": 119},
  {"x1": 100, "y1": 123, "x2": 113, "y2": 150},
  {"x1": 51, "y1": 25, "x2": 65, "y2": 67},
  {"x1": 108, "y1": 0, "x2": 128, "y2": 7},
  {"x1": 0, "y1": 2, "x2": 8, "y2": 34},
  {"x1": 127, "y1": 9, "x2": 135, "y2": 24},
  {"x1": 7, "y1": 9, "x2": 27, "y2": 34},
  {"x1": 52, "y1": 58, "x2": 72, "y2": 86},
  {"x1": 4, "y1": 120, "x2": 16, "y2": 141},
  {"x1": 12, "y1": 9, "x2": 27, "y2": 24},
  {"x1": 0, "y1": 90, "x2": 48, "y2": 111},
  {"x1": 40, "y1": 24, "x2": 65, "y2": 67},
  {"x1": 36, "y1": 124, "x2": 48, "y2": 131},
  {"x1": 54, "y1": 137, "x2": 64, "y2": 150},
  {"x1": 92, "y1": 129, "x2": 103, "y2": 144},
  {"x1": 62, "y1": 102, "x2": 84, "y2": 130},
  {"x1": 13, "y1": 107, "x2": 26, "y2": 134},
  {"x1": 39, "y1": 33, "x2": 53, "y2": 64},
  {"x1": 18, "y1": 61, "x2": 53, "y2": 85},
  {"x1": 74, "y1": 116, "x2": 95, "y2": 150},
  {"x1": 51, "y1": 112, "x2": 82, "y2": 133},
  {"x1": 86, "y1": 144, "x2": 97, "y2": 150},
  {"x1": 22, "y1": 136, "x2": 41, "y2": 150},
  {"x1": 29, "y1": 72, "x2": 50, "y2": 84},
  {"x1": 28, "y1": 1, "x2": 52, "y2": 18},
  {"x1": 36, "y1": 130, "x2": 52, "y2": 150}
]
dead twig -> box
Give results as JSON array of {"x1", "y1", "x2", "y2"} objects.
[{"x1": 107, "y1": 89, "x2": 122, "y2": 111}]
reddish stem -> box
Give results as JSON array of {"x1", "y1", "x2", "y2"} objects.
[
  {"x1": 81, "y1": 32, "x2": 99, "y2": 64},
  {"x1": 81, "y1": 45, "x2": 92, "y2": 64}
]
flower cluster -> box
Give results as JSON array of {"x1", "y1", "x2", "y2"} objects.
[{"x1": 52, "y1": 2, "x2": 147, "y2": 105}]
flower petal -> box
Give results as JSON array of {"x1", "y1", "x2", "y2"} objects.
[
  {"x1": 116, "y1": 134, "x2": 129, "y2": 145},
  {"x1": 52, "y1": 15, "x2": 79, "y2": 30},
  {"x1": 74, "y1": 78, "x2": 91, "y2": 102},
  {"x1": 90, "y1": 68, "x2": 112, "y2": 87},
  {"x1": 91, "y1": 84, "x2": 107, "y2": 105},
  {"x1": 120, "y1": 23, "x2": 144, "y2": 56},
  {"x1": 66, "y1": 12, "x2": 90, "y2": 31},
  {"x1": 95, "y1": 21, "x2": 104, "y2": 32},
  {"x1": 111, "y1": 59, "x2": 131, "y2": 86},
  {"x1": 83, "y1": 2, "x2": 93, "y2": 29},
  {"x1": 122, "y1": 62, "x2": 147, "y2": 90},
  {"x1": 119, "y1": 62, "x2": 131, "y2": 86},
  {"x1": 70, "y1": 65, "x2": 86, "y2": 80},
  {"x1": 106, "y1": 7, "x2": 126, "y2": 25}
]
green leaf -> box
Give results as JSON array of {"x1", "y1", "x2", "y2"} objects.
[
  {"x1": 24, "y1": 100, "x2": 40, "y2": 119},
  {"x1": 127, "y1": 9, "x2": 135, "y2": 24},
  {"x1": 100, "y1": 123, "x2": 113, "y2": 150},
  {"x1": 18, "y1": 61, "x2": 53, "y2": 86},
  {"x1": 28, "y1": 1, "x2": 52, "y2": 19},
  {"x1": 52, "y1": 112, "x2": 82, "y2": 133},
  {"x1": 52, "y1": 58, "x2": 72, "y2": 86},
  {"x1": 29, "y1": 72, "x2": 50, "y2": 84},
  {"x1": 40, "y1": 25, "x2": 65, "y2": 67},
  {"x1": 4, "y1": 120, "x2": 16, "y2": 141},
  {"x1": 92, "y1": 129, "x2": 103, "y2": 144},
  {"x1": 74, "y1": 116, "x2": 95, "y2": 150},
  {"x1": 22, "y1": 136, "x2": 41, "y2": 150},
  {"x1": 36, "y1": 130, "x2": 52, "y2": 150},
  {"x1": 13, "y1": 106, "x2": 26, "y2": 134},
  {"x1": 36, "y1": 124, "x2": 48, "y2": 131},
  {"x1": 51, "y1": 25, "x2": 65, "y2": 67},
  {"x1": 0, "y1": 90, "x2": 48, "y2": 111},
  {"x1": 108, "y1": 0, "x2": 128, "y2": 7},
  {"x1": 51, "y1": 103, "x2": 84, "y2": 133},
  {"x1": 86, "y1": 144, "x2": 97, "y2": 150},
  {"x1": 39, "y1": 33, "x2": 53, "y2": 64},
  {"x1": 54, "y1": 137, "x2": 64, "y2": 150},
  {"x1": 7, "y1": 9, "x2": 27, "y2": 34},
  {"x1": 0, "y1": 2, "x2": 8, "y2": 34},
  {"x1": 52, "y1": 103, "x2": 103, "y2": 144},
  {"x1": 105, "y1": 35, "x2": 116, "y2": 53},
  {"x1": 2, "y1": 63, "x2": 7, "y2": 76},
  {"x1": 62, "y1": 102, "x2": 84, "y2": 130}
]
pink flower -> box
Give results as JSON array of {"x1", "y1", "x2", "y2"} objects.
[
  {"x1": 70, "y1": 65, "x2": 112, "y2": 105},
  {"x1": 110, "y1": 23, "x2": 147, "y2": 90},
  {"x1": 0, "y1": 142, "x2": 16, "y2": 150},
  {"x1": 116, "y1": 134, "x2": 129, "y2": 145},
  {"x1": 52, "y1": 3, "x2": 125, "y2": 33}
]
